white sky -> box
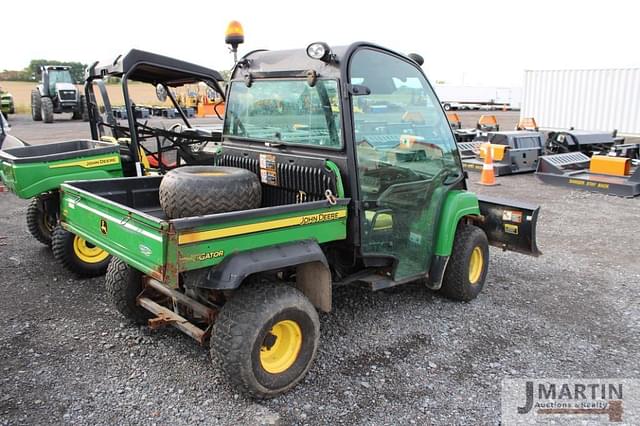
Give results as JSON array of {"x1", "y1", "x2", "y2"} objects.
[{"x1": 3, "y1": 0, "x2": 638, "y2": 87}]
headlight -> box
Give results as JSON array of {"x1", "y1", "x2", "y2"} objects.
[{"x1": 306, "y1": 42, "x2": 332, "y2": 62}]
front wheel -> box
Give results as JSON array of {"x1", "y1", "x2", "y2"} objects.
[
  {"x1": 41, "y1": 97, "x2": 54, "y2": 123},
  {"x1": 439, "y1": 224, "x2": 489, "y2": 301},
  {"x1": 211, "y1": 282, "x2": 320, "y2": 399},
  {"x1": 51, "y1": 226, "x2": 111, "y2": 277}
]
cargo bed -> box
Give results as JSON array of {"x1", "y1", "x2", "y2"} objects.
[
  {"x1": 59, "y1": 176, "x2": 350, "y2": 288},
  {"x1": 0, "y1": 139, "x2": 123, "y2": 198}
]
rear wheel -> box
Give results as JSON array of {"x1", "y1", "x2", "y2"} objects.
[
  {"x1": 51, "y1": 226, "x2": 111, "y2": 277},
  {"x1": 439, "y1": 224, "x2": 489, "y2": 301},
  {"x1": 105, "y1": 258, "x2": 151, "y2": 324},
  {"x1": 211, "y1": 282, "x2": 320, "y2": 399},
  {"x1": 26, "y1": 196, "x2": 57, "y2": 246},
  {"x1": 31, "y1": 90, "x2": 42, "y2": 121},
  {"x1": 41, "y1": 97, "x2": 54, "y2": 123}
]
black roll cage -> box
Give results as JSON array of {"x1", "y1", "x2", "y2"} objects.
[{"x1": 84, "y1": 49, "x2": 226, "y2": 174}]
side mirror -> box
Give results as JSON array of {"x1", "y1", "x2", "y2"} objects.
[{"x1": 156, "y1": 84, "x2": 168, "y2": 102}]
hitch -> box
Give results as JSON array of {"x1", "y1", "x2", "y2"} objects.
[{"x1": 137, "y1": 277, "x2": 217, "y2": 345}]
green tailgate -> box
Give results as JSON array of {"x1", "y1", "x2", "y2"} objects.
[
  {"x1": 59, "y1": 183, "x2": 168, "y2": 280},
  {"x1": 0, "y1": 140, "x2": 123, "y2": 198}
]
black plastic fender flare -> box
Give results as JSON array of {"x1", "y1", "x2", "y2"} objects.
[{"x1": 198, "y1": 240, "x2": 329, "y2": 291}]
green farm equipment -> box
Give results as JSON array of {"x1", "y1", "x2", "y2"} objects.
[
  {"x1": 59, "y1": 41, "x2": 541, "y2": 398},
  {"x1": 1, "y1": 86, "x2": 15, "y2": 118},
  {"x1": 0, "y1": 50, "x2": 225, "y2": 276}
]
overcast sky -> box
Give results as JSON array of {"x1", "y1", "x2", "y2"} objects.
[{"x1": 4, "y1": 0, "x2": 638, "y2": 87}]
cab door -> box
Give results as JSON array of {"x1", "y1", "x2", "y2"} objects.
[{"x1": 349, "y1": 48, "x2": 462, "y2": 280}]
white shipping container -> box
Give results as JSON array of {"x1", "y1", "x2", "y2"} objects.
[{"x1": 521, "y1": 68, "x2": 640, "y2": 135}]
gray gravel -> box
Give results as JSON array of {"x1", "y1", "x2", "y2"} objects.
[{"x1": 1, "y1": 115, "x2": 639, "y2": 425}]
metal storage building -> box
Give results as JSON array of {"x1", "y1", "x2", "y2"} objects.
[{"x1": 521, "y1": 68, "x2": 640, "y2": 135}]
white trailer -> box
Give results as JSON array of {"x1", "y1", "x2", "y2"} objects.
[
  {"x1": 433, "y1": 85, "x2": 522, "y2": 111},
  {"x1": 521, "y1": 68, "x2": 640, "y2": 136}
]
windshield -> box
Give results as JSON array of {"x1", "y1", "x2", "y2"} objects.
[
  {"x1": 223, "y1": 79, "x2": 342, "y2": 148},
  {"x1": 49, "y1": 70, "x2": 74, "y2": 85}
]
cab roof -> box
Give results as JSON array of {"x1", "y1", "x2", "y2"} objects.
[
  {"x1": 231, "y1": 42, "x2": 422, "y2": 82},
  {"x1": 233, "y1": 45, "x2": 349, "y2": 80}
]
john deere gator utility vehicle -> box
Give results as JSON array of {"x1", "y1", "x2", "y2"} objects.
[
  {"x1": 58, "y1": 41, "x2": 540, "y2": 398},
  {"x1": 0, "y1": 49, "x2": 225, "y2": 276}
]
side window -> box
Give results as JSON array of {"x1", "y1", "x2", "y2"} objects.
[
  {"x1": 349, "y1": 49, "x2": 461, "y2": 280},
  {"x1": 350, "y1": 50, "x2": 459, "y2": 203}
]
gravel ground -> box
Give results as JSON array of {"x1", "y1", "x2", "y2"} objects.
[{"x1": 1, "y1": 115, "x2": 639, "y2": 425}]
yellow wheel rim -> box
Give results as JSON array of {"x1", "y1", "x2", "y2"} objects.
[
  {"x1": 260, "y1": 320, "x2": 303, "y2": 374},
  {"x1": 73, "y1": 236, "x2": 109, "y2": 264},
  {"x1": 468, "y1": 246, "x2": 484, "y2": 284}
]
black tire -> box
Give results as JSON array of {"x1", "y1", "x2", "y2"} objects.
[
  {"x1": 159, "y1": 166, "x2": 261, "y2": 219},
  {"x1": 41, "y1": 97, "x2": 54, "y2": 123},
  {"x1": 105, "y1": 258, "x2": 151, "y2": 325},
  {"x1": 211, "y1": 282, "x2": 320, "y2": 399},
  {"x1": 26, "y1": 196, "x2": 57, "y2": 246},
  {"x1": 439, "y1": 224, "x2": 489, "y2": 302},
  {"x1": 31, "y1": 90, "x2": 42, "y2": 121},
  {"x1": 51, "y1": 226, "x2": 111, "y2": 277},
  {"x1": 72, "y1": 95, "x2": 89, "y2": 120},
  {"x1": 81, "y1": 95, "x2": 89, "y2": 121},
  {"x1": 443, "y1": 103, "x2": 451, "y2": 111}
]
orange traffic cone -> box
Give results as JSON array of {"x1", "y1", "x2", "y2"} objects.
[{"x1": 478, "y1": 143, "x2": 498, "y2": 186}]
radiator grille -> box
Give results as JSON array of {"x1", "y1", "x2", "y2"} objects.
[
  {"x1": 59, "y1": 90, "x2": 76, "y2": 101},
  {"x1": 218, "y1": 154, "x2": 337, "y2": 207}
]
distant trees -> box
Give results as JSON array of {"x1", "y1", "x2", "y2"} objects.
[{"x1": 0, "y1": 60, "x2": 87, "y2": 82}]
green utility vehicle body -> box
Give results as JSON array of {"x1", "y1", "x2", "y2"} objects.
[
  {"x1": 0, "y1": 140, "x2": 123, "y2": 198},
  {"x1": 59, "y1": 175, "x2": 538, "y2": 291}
]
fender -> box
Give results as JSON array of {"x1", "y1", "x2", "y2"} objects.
[
  {"x1": 198, "y1": 240, "x2": 331, "y2": 308},
  {"x1": 433, "y1": 190, "x2": 481, "y2": 257}
]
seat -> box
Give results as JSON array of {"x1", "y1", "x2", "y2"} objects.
[{"x1": 365, "y1": 210, "x2": 393, "y2": 231}]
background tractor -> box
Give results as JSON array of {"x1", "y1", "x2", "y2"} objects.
[{"x1": 31, "y1": 65, "x2": 88, "y2": 123}]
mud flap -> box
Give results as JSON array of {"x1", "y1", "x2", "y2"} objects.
[{"x1": 477, "y1": 195, "x2": 541, "y2": 256}]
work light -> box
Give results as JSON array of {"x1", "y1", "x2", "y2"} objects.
[{"x1": 306, "y1": 42, "x2": 332, "y2": 62}]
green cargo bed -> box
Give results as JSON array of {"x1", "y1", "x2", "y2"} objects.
[
  {"x1": 0, "y1": 139, "x2": 123, "y2": 198},
  {"x1": 59, "y1": 176, "x2": 349, "y2": 288}
]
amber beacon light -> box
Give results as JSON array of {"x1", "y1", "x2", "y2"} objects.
[{"x1": 225, "y1": 21, "x2": 245, "y2": 62}]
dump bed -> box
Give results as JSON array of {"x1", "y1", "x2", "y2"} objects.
[
  {"x1": 0, "y1": 139, "x2": 123, "y2": 198},
  {"x1": 59, "y1": 176, "x2": 349, "y2": 288}
]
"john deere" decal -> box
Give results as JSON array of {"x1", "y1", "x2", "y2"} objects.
[{"x1": 49, "y1": 156, "x2": 120, "y2": 169}]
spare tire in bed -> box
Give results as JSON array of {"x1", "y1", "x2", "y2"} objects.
[{"x1": 159, "y1": 166, "x2": 262, "y2": 218}]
